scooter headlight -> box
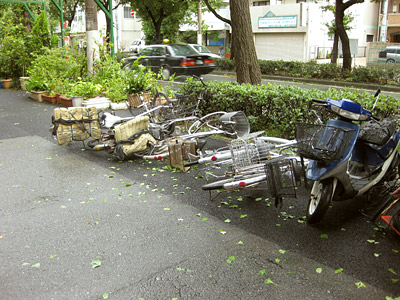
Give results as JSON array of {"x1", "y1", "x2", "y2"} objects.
[{"x1": 331, "y1": 105, "x2": 369, "y2": 121}]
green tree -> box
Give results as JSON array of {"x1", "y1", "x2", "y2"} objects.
[
  {"x1": 128, "y1": 0, "x2": 192, "y2": 44},
  {"x1": 322, "y1": 4, "x2": 354, "y2": 65},
  {"x1": 28, "y1": 10, "x2": 51, "y2": 55},
  {"x1": 0, "y1": 8, "x2": 30, "y2": 78}
]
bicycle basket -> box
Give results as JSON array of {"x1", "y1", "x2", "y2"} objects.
[
  {"x1": 219, "y1": 111, "x2": 250, "y2": 138},
  {"x1": 128, "y1": 92, "x2": 152, "y2": 108},
  {"x1": 264, "y1": 157, "x2": 301, "y2": 199},
  {"x1": 296, "y1": 123, "x2": 356, "y2": 162},
  {"x1": 229, "y1": 132, "x2": 268, "y2": 172}
]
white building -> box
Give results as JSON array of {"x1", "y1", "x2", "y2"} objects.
[{"x1": 69, "y1": 0, "x2": 379, "y2": 61}]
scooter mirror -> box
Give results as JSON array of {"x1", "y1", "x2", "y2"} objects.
[{"x1": 374, "y1": 88, "x2": 381, "y2": 97}]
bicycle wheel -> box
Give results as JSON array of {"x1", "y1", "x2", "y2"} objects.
[
  {"x1": 132, "y1": 142, "x2": 169, "y2": 159},
  {"x1": 188, "y1": 112, "x2": 227, "y2": 135},
  {"x1": 151, "y1": 92, "x2": 175, "y2": 122},
  {"x1": 371, "y1": 193, "x2": 400, "y2": 223}
]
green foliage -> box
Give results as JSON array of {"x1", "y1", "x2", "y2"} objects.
[
  {"x1": 178, "y1": 79, "x2": 400, "y2": 138},
  {"x1": 25, "y1": 77, "x2": 48, "y2": 92},
  {"x1": 91, "y1": 57, "x2": 127, "y2": 102},
  {"x1": 178, "y1": 30, "x2": 197, "y2": 44},
  {"x1": 68, "y1": 80, "x2": 103, "y2": 99},
  {"x1": 29, "y1": 11, "x2": 51, "y2": 56},
  {"x1": 216, "y1": 58, "x2": 400, "y2": 85},
  {"x1": 0, "y1": 9, "x2": 29, "y2": 78},
  {"x1": 130, "y1": 0, "x2": 192, "y2": 44},
  {"x1": 124, "y1": 58, "x2": 159, "y2": 94},
  {"x1": 27, "y1": 46, "x2": 86, "y2": 93}
]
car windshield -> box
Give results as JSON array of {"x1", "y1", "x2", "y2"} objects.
[
  {"x1": 193, "y1": 45, "x2": 210, "y2": 53},
  {"x1": 170, "y1": 44, "x2": 198, "y2": 56}
]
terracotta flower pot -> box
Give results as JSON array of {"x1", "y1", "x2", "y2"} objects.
[
  {"x1": 42, "y1": 94, "x2": 57, "y2": 104},
  {"x1": 1, "y1": 79, "x2": 12, "y2": 89},
  {"x1": 59, "y1": 95, "x2": 73, "y2": 108}
]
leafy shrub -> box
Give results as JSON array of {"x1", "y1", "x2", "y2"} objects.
[
  {"x1": 27, "y1": 46, "x2": 86, "y2": 94},
  {"x1": 179, "y1": 79, "x2": 400, "y2": 138},
  {"x1": 215, "y1": 58, "x2": 400, "y2": 85}
]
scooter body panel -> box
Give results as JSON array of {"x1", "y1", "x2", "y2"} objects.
[
  {"x1": 306, "y1": 118, "x2": 400, "y2": 201},
  {"x1": 306, "y1": 119, "x2": 359, "y2": 181}
]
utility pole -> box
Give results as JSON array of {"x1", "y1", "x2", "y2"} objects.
[
  {"x1": 380, "y1": 0, "x2": 389, "y2": 42},
  {"x1": 197, "y1": 2, "x2": 202, "y2": 45},
  {"x1": 85, "y1": 0, "x2": 99, "y2": 73}
]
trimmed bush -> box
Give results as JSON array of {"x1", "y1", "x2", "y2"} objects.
[
  {"x1": 178, "y1": 79, "x2": 400, "y2": 138},
  {"x1": 216, "y1": 58, "x2": 400, "y2": 85}
]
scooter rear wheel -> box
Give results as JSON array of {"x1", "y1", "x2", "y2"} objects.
[{"x1": 307, "y1": 179, "x2": 333, "y2": 225}]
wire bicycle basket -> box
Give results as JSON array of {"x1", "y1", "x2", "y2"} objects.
[
  {"x1": 296, "y1": 123, "x2": 356, "y2": 162},
  {"x1": 229, "y1": 132, "x2": 273, "y2": 173},
  {"x1": 264, "y1": 157, "x2": 302, "y2": 200}
]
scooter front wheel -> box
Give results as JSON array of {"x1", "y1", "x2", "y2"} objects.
[{"x1": 307, "y1": 179, "x2": 333, "y2": 225}]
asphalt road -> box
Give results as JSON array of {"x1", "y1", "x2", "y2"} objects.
[{"x1": 0, "y1": 87, "x2": 399, "y2": 299}]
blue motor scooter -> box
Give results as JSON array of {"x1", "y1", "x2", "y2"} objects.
[{"x1": 297, "y1": 90, "x2": 400, "y2": 225}]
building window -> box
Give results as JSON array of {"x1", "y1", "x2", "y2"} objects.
[
  {"x1": 253, "y1": 1, "x2": 270, "y2": 6},
  {"x1": 124, "y1": 7, "x2": 134, "y2": 19},
  {"x1": 366, "y1": 34, "x2": 373, "y2": 43}
]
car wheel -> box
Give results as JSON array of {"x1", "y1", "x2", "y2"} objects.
[
  {"x1": 387, "y1": 59, "x2": 395, "y2": 64},
  {"x1": 162, "y1": 67, "x2": 171, "y2": 80}
]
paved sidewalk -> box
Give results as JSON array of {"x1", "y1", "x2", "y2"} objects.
[{"x1": 0, "y1": 135, "x2": 391, "y2": 299}]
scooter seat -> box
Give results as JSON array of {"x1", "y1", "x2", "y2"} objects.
[{"x1": 358, "y1": 118, "x2": 395, "y2": 146}]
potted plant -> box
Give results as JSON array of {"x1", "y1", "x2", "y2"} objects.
[
  {"x1": 25, "y1": 78, "x2": 48, "y2": 102},
  {"x1": 69, "y1": 80, "x2": 103, "y2": 107},
  {"x1": 41, "y1": 91, "x2": 57, "y2": 104},
  {"x1": 125, "y1": 62, "x2": 157, "y2": 108}
]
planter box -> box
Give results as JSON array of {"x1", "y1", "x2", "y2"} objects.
[
  {"x1": 72, "y1": 96, "x2": 84, "y2": 107},
  {"x1": 42, "y1": 94, "x2": 57, "y2": 104},
  {"x1": 83, "y1": 97, "x2": 111, "y2": 110},
  {"x1": 59, "y1": 95, "x2": 73, "y2": 108},
  {"x1": 19, "y1": 77, "x2": 29, "y2": 91},
  {"x1": 111, "y1": 102, "x2": 129, "y2": 110},
  {"x1": 31, "y1": 90, "x2": 48, "y2": 102}
]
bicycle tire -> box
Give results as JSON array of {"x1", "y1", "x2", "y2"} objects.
[
  {"x1": 371, "y1": 194, "x2": 400, "y2": 223},
  {"x1": 188, "y1": 112, "x2": 227, "y2": 135},
  {"x1": 151, "y1": 92, "x2": 175, "y2": 122}
]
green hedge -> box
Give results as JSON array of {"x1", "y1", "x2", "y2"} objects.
[
  {"x1": 178, "y1": 79, "x2": 400, "y2": 139},
  {"x1": 214, "y1": 58, "x2": 400, "y2": 85}
]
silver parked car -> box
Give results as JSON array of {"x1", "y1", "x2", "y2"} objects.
[
  {"x1": 378, "y1": 46, "x2": 400, "y2": 64},
  {"x1": 188, "y1": 44, "x2": 221, "y2": 59}
]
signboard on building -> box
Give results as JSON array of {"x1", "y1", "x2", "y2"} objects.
[{"x1": 258, "y1": 15, "x2": 297, "y2": 28}]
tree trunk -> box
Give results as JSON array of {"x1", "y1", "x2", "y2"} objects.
[
  {"x1": 229, "y1": 0, "x2": 261, "y2": 85},
  {"x1": 335, "y1": 0, "x2": 364, "y2": 71},
  {"x1": 330, "y1": 31, "x2": 338, "y2": 64}
]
